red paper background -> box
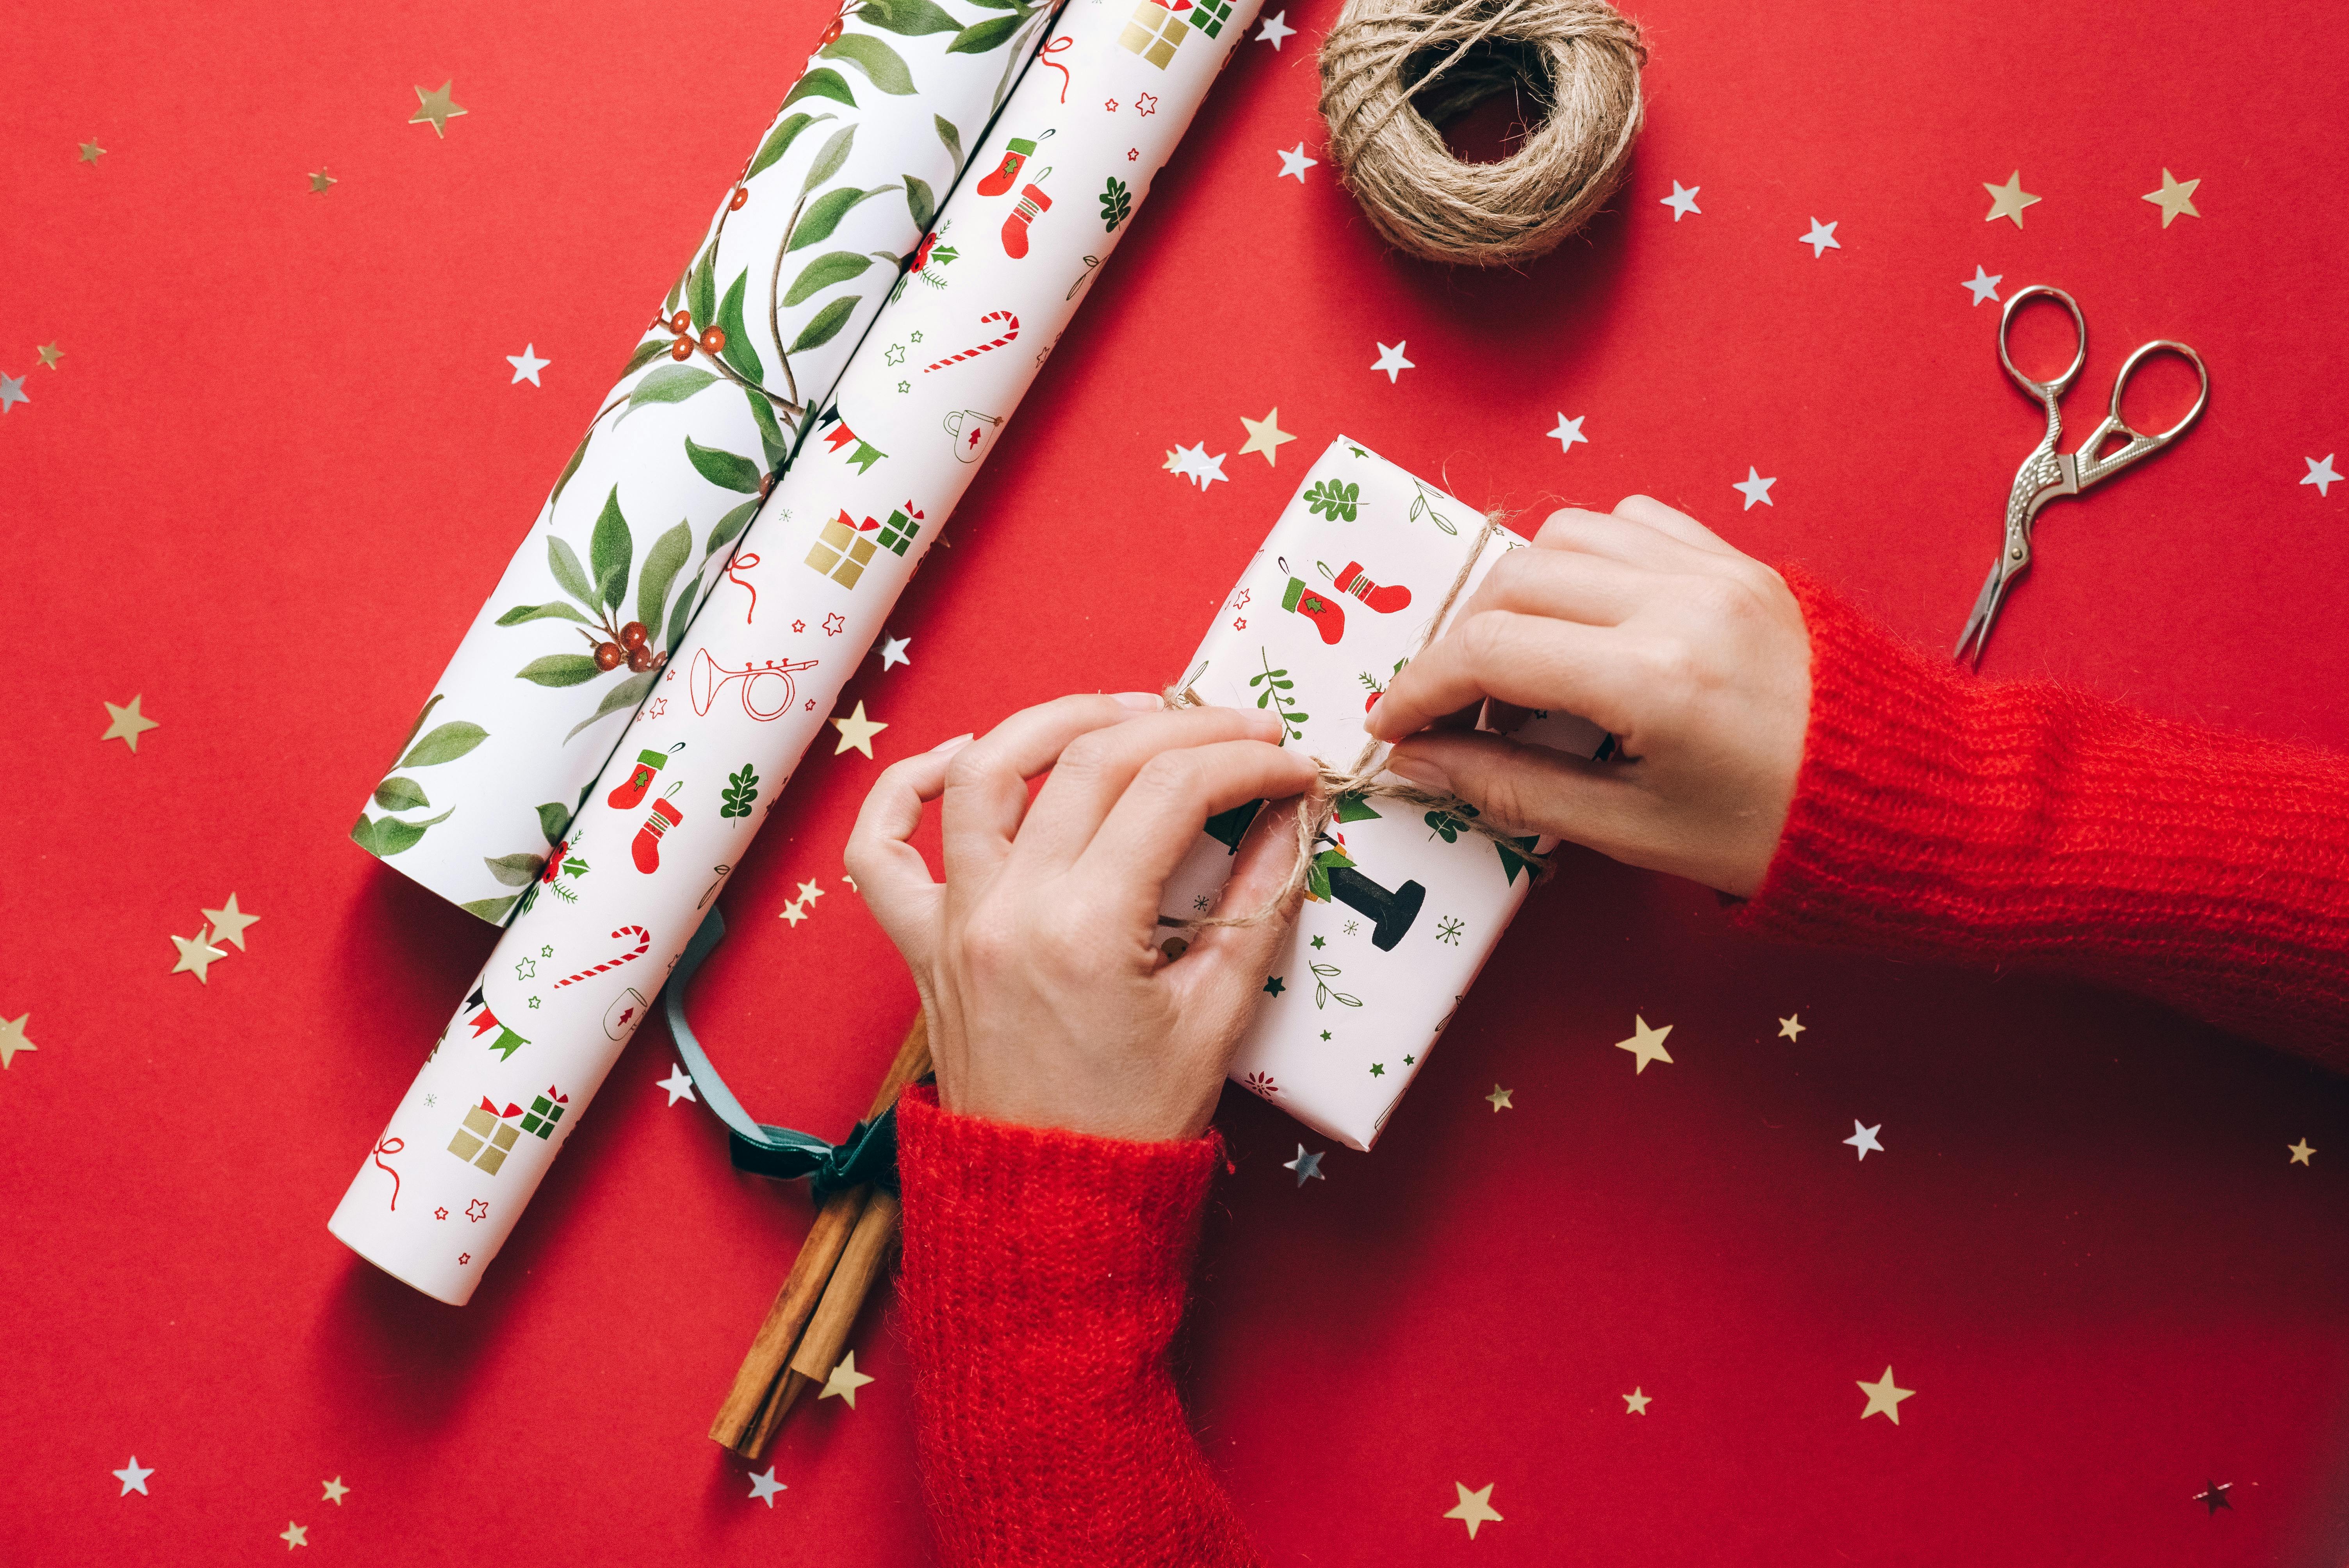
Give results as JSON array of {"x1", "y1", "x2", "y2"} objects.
[{"x1": 6, "y1": 0, "x2": 2349, "y2": 1560}]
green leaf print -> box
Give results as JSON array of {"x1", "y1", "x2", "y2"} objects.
[
  {"x1": 494, "y1": 600, "x2": 591, "y2": 626},
  {"x1": 369, "y1": 806, "x2": 454, "y2": 857},
  {"x1": 788, "y1": 184, "x2": 898, "y2": 252},
  {"x1": 516, "y1": 654, "x2": 603, "y2": 688},
  {"x1": 905, "y1": 175, "x2": 936, "y2": 232},
  {"x1": 635, "y1": 520, "x2": 693, "y2": 631},
  {"x1": 708, "y1": 498, "x2": 760, "y2": 558},
  {"x1": 745, "y1": 391, "x2": 790, "y2": 469},
  {"x1": 788, "y1": 295, "x2": 860, "y2": 355},
  {"x1": 689, "y1": 245, "x2": 717, "y2": 330},
  {"x1": 1100, "y1": 177, "x2": 1131, "y2": 232},
  {"x1": 933, "y1": 113, "x2": 963, "y2": 166},
  {"x1": 784, "y1": 250, "x2": 875, "y2": 307},
  {"x1": 373, "y1": 776, "x2": 431, "y2": 811},
  {"x1": 781, "y1": 67, "x2": 857, "y2": 111},
  {"x1": 483, "y1": 853, "x2": 547, "y2": 887},
  {"x1": 948, "y1": 14, "x2": 1023, "y2": 50},
  {"x1": 623, "y1": 364, "x2": 719, "y2": 418},
  {"x1": 535, "y1": 801, "x2": 573, "y2": 845},
  {"x1": 589, "y1": 488, "x2": 633, "y2": 610},
  {"x1": 716, "y1": 271, "x2": 764, "y2": 383},
  {"x1": 747, "y1": 111, "x2": 829, "y2": 180},
  {"x1": 860, "y1": 0, "x2": 962, "y2": 36},
  {"x1": 719, "y1": 764, "x2": 761, "y2": 819},
  {"x1": 617, "y1": 335, "x2": 672, "y2": 381},
  {"x1": 801, "y1": 124, "x2": 859, "y2": 195},
  {"x1": 549, "y1": 429, "x2": 591, "y2": 511},
  {"x1": 821, "y1": 33, "x2": 916, "y2": 94},
  {"x1": 399, "y1": 721, "x2": 490, "y2": 769},
  {"x1": 459, "y1": 894, "x2": 520, "y2": 924},
  {"x1": 685, "y1": 437, "x2": 764, "y2": 494},
  {"x1": 665, "y1": 570, "x2": 703, "y2": 654},
  {"x1": 563, "y1": 670, "x2": 656, "y2": 743},
  {"x1": 547, "y1": 536, "x2": 596, "y2": 606}
]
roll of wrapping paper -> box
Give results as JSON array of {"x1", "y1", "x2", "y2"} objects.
[
  {"x1": 329, "y1": 0, "x2": 1265, "y2": 1304},
  {"x1": 349, "y1": 0, "x2": 1060, "y2": 923}
]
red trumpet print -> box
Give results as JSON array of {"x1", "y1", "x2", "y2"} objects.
[{"x1": 925, "y1": 311, "x2": 1020, "y2": 373}]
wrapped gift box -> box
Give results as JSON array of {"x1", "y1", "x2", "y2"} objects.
[{"x1": 1157, "y1": 437, "x2": 1604, "y2": 1149}]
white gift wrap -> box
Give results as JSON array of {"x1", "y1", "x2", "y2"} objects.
[
  {"x1": 350, "y1": 1, "x2": 1059, "y2": 921},
  {"x1": 1155, "y1": 438, "x2": 1606, "y2": 1151},
  {"x1": 332, "y1": 0, "x2": 1261, "y2": 1303}
]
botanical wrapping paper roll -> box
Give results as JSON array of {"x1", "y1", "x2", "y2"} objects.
[
  {"x1": 350, "y1": 0, "x2": 1059, "y2": 922},
  {"x1": 1155, "y1": 438, "x2": 1606, "y2": 1150},
  {"x1": 330, "y1": 0, "x2": 1262, "y2": 1303}
]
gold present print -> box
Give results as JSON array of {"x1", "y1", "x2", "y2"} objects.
[
  {"x1": 1117, "y1": 0, "x2": 1190, "y2": 68},
  {"x1": 447, "y1": 1097, "x2": 526, "y2": 1174},
  {"x1": 804, "y1": 505, "x2": 924, "y2": 588}
]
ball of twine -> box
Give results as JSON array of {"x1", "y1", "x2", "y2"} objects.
[{"x1": 1317, "y1": 0, "x2": 1647, "y2": 267}]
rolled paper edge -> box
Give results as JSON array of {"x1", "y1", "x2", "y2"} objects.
[{"x1": 327, "y1": 1207, "x2": 478, "y2": 1308}]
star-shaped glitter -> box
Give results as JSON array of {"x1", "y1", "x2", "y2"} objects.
[
  {"x1": 2194, "y1": 1480, "x2": 2233, "y2": 1514},
  {"x1": 831, "y1": 700, "x2": 887, "y2": 757},
  {"x1": 1135, "y1": 92, "x2": 1158, "y2": 116},
  {"x1": 1733, "y1": 467, "x2": 1777, "y2": 509},
  {"x1": 37, "y1": 342, "x2": 63, "y2": 369},
  {"x1": 101, "y1": 695, "x2": 159, "y2": 750},
  {"x1": 1264, "y1": 975, "x2": 1285, "y2": 996},
  {"x1": 2289, "y1": 1138, "x2": 2317, "y2": 1165},
  {"x1": 410, "y1": 80, "x2": 467, "y2": 137},
  {"x1": 1857, "y1": 1366, "x2": 1915, "y2": 1423},
  {"x1": 1239, "y1": 408, "x2": 1293, "y2": 465},
  {"x1": 1486, "y1": 1083, "x2": 1513, "y2": 1111},
  {"x1": 514, "y1": 957, "x2": 537, "y2": 981},
  {"x1": 1166, "y1": 441, "x2": 1229, "y2": 490},
  {"x1": 506, "y1": 344, "x2": 550, "y2": 385},
  {"x1": 1371, "y1": 340, "x2": 1415, "y2": 382},
  {"x1": 1778, "y1": 1013, "x2": 1806, "y2": 1041},
  {"x1": 1548, "y1": 413, "x2": 1588, "y2": 453},
  {"x1": 879, "y1": 634, "x2": 912, "y2": 669},
  {"x1": 656, "y1": 1062, "x2": 699, "y2": 1105},
  {"x1": 1982, "y1": 171, "x2": 2039, "y2": 227},
  {"x1": 79, "y1": 140, "x2": 106, "y2": 165},
  {"x1": 280, "y1": 1522, "x2": 308, "y2": 1548},
  {"x1": 2143, "y1": 167, "x2": 2201, "y2": 227},
  {"x1": 1283, "y1": 1144, "x2": 1324, "y2": 1184},
  {"x1": 1276, "y1": 143, "x2": 1317, "y2": 182},
  {"x1": 202, "y1": 894, "x2": 260, "y2": 951},
  {"x1": 0, "y1": 372, "x2": 24, "y2": 413},
  {"x1": 0, "y1": 1013, "x2": 35, "y2": 1069},
  {"x1": 1615, "y1": 1015, "x2": 1674, "y2": 1073},
  {"x1": 465, "y1": 1197, "x2": 489, "y2": 1222},
  {"x1": 1255, "y1": 10, "x2": 1294, "y2": 47},
  {"x1": 885, "y1": 342, "x2": 906, "y2": 365},
  {"x1": 112, "y1": 1457, "x2": 153, "y2": 1495},
  {"x1": 2302, "y1": 455, "x2": 2340, "y2": 497},
  {"x1": 321, "y1": 1477, "x2": 349, "y2": 1505},
  {"x1": 1845, "y1": 1120, "x2": 1884, "y2": 1160},
  {"x1": 779, "y1": 900, "x2": 808, "y2": 926},
  {"x1": 1444, "y1": 1482, "x2": 1502, "y2": 1540},
  {"x1": 747, "y1": 1466, "x2": 788, "y2": 1507},
  {"x1": 1962, "y1": 265, "x2": 2003, "y2": 306},
  {"x1": 1659, "y1": 181, "x2": 1700, "y2": 220},
  {"x1": 170, "y1": 930, "x2": 229, "y2": 983},
  {"x1": 308, "y1": 169, "x2": 337, "y2": 195},
  {"x1": 820, "y1": 1350, "x2": 876, "y2": 1408},
  {"x1": 1623, "y1": 1387, "x2": 1652, "y2": 1414},
  {"x1": 1798, "y1": 217, "x2": 1840, "y2": 257},
  {"x1": 797, "y1": 878, "x2": 827, "y2": 905}
]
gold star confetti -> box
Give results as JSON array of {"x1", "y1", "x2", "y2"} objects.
[
  {"x1": 280, "y1": 1520, "x2": 308, "y2": 1548},
  {"x1": 831, "y1": 700, "x2": 887, "y2": 758},
  {"x1": 308, "y1": 167, "x2": 337, "y2": 194},
  {"x1": 1485, "y1": 1083, "x2": 1513, "y2": 1112},
  {"x1": 1777, "y1": 1013, "x2": 1805, "y2": 1041},
  {"x1": 321, "y1": 1477, "x2": 349, "y2": 1504},
  {"x1": 779, "y1": 900, "x2": 808, "y2": 927},
  {"x1": 201, "y1": 894, "x2": 259, "y2": 951},
  {"x1": 1238, "y1": 408, "x2": 1296, "y2": 466},
  {"x1": 101, "y1": 695, "x2": 160, "y2": 752},
  {"x1": 2142, "y1": 167, "x2": 2200, "y2": 228},
  {"x1": 1623, "y1": 1387, "x2": 1651, "y2": 1414},
  {"x1": 169, "y1": 929, "x2": 228, "y2": 984},
  {"x1": 797, "y1": 878, "x2": 827, "y2": 905},
  {"x1": 0, "y1": 1012, "x2": 35, "y2": 1069},
  {"x1": 1982, "y1": 171, "x2": 2039, "y2": 227},
  {"x1": 36, "y1": 342, "x2": 62, "y2": 370},
  {"x1": 78, "y1": 139, "x2": 105, "y2": 165},
  {"x1": 820, "y1": 1350, "x2": 876, "y2": 1408},
  {"x1": 1615, "y1": 1015, "x2": 1674, "y2": 1074},
  {"x1": 2288, "y1": 1138, "x2": 2316, "y2": 1166},
  {"x1": 410, "y1": 80, "x2": 467, "y2": 137},
  {"x1": 1857, "y1": 1366, "x2": 1915, "y2": 1424},
  {"x1": 1443, "y1": 1482, "x2": 1502, "y2": 1539}
]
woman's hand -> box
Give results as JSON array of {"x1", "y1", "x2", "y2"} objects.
[
  {"x1": 847, "y1": 693, "x2": 1319, "y2": 1143},
  {"x1": 1368, "y1": 495, "x2": 1812, "y2": 897}
]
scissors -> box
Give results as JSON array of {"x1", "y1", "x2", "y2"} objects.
[{"x1": 1953, "y1": 285, "x2": 2210, "y2": 666}]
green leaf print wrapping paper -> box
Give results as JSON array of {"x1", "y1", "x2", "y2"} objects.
[
  {"x1": 1155, "y1": 438, "x2": 1609, "y2": 1151},
  {"x1": 353, "y1": 0, "x2": 1058, "y2": 921}
]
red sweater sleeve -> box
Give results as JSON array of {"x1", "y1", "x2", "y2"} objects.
[
  {"x1": 1739, "y1": 570, "x2": 2349, "y2": 1066},
  {"x1": 894, "y1": 1086, "x2": 1256, "y2": 1568}
]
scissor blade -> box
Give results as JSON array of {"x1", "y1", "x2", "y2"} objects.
[{"x1": 1953, "y1": 559, "x2": 2003, "y2": 665}]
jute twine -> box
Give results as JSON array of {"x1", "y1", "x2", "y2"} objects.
[
  {"x1": 1317, "y1": 0, "x2": 1646, "y2": 267},
  {"x1": 1165, "y1": 516, "x2": 1549, "y2": 937}
]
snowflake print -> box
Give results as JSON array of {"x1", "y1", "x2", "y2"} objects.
[
  {"x1": 1242, "y1": 1071, "x2": 1280, "y2": 1098},
  {"x1": 1436, "y1": 916, "x2": 1465, "y2": 945},
  {"x1": 1193, "y1": 893, "x2": 1212, "y2": 911},
  {"x1": 1342, "y1": 919, "x2": 1360, "y2": 936}
]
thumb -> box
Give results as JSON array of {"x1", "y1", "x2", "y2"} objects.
[{"x1": 1385, "y1": 730, "x2": 1645, "y2": 856}]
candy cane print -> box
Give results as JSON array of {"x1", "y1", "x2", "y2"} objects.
[
  {"x1": 924, "y1": 311, "x2": 1019, "y2": 373},
  {"x1": 553, "y1": 926, "x2": 652, "y2": 988}
]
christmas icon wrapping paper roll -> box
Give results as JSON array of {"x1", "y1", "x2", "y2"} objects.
[
  {"x1": 330, "y1": 0, "x2": 1261, "y2": 1304},
  {"x1": 349, "y1": 0, "x2": 1061, "y2": 923},
  {"x1": 1155, "y1": 438, "x2": 1608, "y2": 1151}
]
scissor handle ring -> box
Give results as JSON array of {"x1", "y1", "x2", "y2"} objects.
[
  {"x1": 2105, "y1": 339, "x2": 2210, "y2": 442},
  {"x1": 1998, "y1": 285, "x2": 2087, "y2": 402}
]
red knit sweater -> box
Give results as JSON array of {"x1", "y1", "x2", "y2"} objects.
[{"x1": 893, "y1": 575, "x2": 2349, "y2": 1566}]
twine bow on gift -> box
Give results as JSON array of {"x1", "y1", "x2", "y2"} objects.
[{"x1": 1165, "y1": 515, "x2": 1551, "y2": 933}]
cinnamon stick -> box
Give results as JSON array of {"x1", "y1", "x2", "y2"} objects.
[{"x1": 710, "y1": 1012, "x2": 931, "y2": 1457}]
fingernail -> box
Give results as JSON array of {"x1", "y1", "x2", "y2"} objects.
[
  {"x1": 1245, "y1": 708, "x2": 1283, "y2": 739},
  {"x1": 1112, "y1": 690, "x2": 1164, "y2": 711},
  {"x1": 1384, "y1": 752, "x2": 1450, "y2": 793},
  {"x1": 1363, "y1": 697, "x2": 1383, "y2": 734},
  {"x1": 930, "y1": 731, "x2": 976, "y2": 755}
]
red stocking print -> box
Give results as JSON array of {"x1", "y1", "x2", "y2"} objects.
[
  {"x1": 633, "y1": 795, "x2": 682, "y2": 874},
  {"x1": 1002, "y1": 184, "x2": 1051, "y2": 259},
  {"x1": 976, "y1": 137, "x2": 1038, "y2": 198},
  {"x1": 1283, "y1": 577, "x2": 1345, "y2": 644},
  {"x1": 1334, "y1": 562, "x2": 1412, "y2": 613},
  {"x1": 606, "y1": 748, "x2": 667, "y2": 811}
]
